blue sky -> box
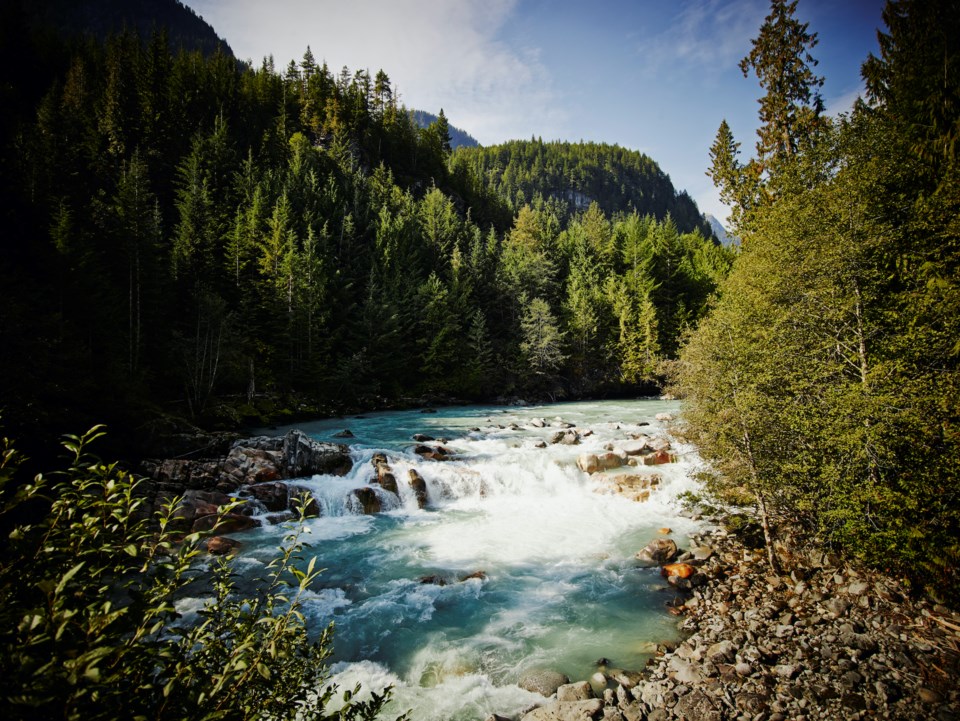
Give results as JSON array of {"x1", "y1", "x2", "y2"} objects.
[{"x1": 184, "y1": 0, "x2": 886, "y2": 225}]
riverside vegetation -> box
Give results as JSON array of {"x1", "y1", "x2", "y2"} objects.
[{"x1": 0, "y1": 0, "x2": 958, "y2": 719}]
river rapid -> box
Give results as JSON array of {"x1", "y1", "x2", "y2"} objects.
[{"x1": 193, "y1": 399, "x2": 703, "y2": 720}]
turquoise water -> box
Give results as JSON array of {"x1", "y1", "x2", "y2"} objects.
[{"x1": 207, "y1": 399, "x2": 703, "y2": 719}]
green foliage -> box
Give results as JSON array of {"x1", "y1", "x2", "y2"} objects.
[
  {"x1": 1, "y1": 22, "x2": 731, "y2": 449},
  {"x1": 682, "y1": 0, "x2": 960, "y2": 601},
  {"x1": 454, "y1": 139, "x2": 714, "y2": 237},
  {"x1": 0, "y1": 427, "x2": 402, "y2": 720}
]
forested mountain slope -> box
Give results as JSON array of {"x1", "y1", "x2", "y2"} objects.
[
  {"x1": 0, "y1": 15, "x2": 729, "y2": 462},
  {"x1": 11, "y1": 0, "x2": 231, "y2": 56},
  {"x1": 453, "y1": 139, "x2": 716, "y2": 238}
]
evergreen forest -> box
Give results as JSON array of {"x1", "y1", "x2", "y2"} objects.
[
  {"x1": 0, "y1": 4, "x2": 730, "y2": 461},
  {"x1": 677, "y1": 0, "x2": 960, "y2": 602}
]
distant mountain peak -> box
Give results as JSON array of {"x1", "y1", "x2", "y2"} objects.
[
  {"x1": 411, "y1": 110, "x2": 480, "y2": 150},
  {"x1": 704, "y1": 213, "x2": 739, "y2": 247}
]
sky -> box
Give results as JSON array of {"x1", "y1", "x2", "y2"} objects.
[{"x1": 183, "y1": 0, "x2": 887, "y2": 226}]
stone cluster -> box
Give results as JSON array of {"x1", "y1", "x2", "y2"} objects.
[{"x1": 493, "y1": 524, "x2": 960, "y2": 721}]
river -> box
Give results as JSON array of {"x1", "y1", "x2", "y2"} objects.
[{"x1": 188, "y1": 398, "x2": 702, "y2": 720}]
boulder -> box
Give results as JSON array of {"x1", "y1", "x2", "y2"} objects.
[
  {"x1": 408, "y1": 469, "x2": 429, "y2": 508},
  {"x1": 287, "y1": 484, "x2": 320, "y2": 517},
  {"x1": 191, "y1": 512, "x2": 260, "y2": 534},
  {"x1": 412, "y1": 433, "x2": 435, "y2": 442},
  {"x1": 597, "y1": 451, "x2": 626, "y2": 470},
  {"x1": 640, "y1": 450, "x2": 672, "y2": 466},
  {"x1": 557, "y1": 681, "x2": 594, "y2": 702},
  {"x1": 521, "y1": 699, "x2": 603, "y2": 721},
  {"x1": 550, "y1": 430, "x2": 580, "y2": 445},
  {"x1": 419, "y1": 574, "x2": 448, "y2": 586},
  {"x1": 350, "y1": 487, "x2": 381, "y2": 515},
  {"x1": 459, "y1": 570, "x2": 487, "y2": 582},
  {"x1": 205, "y1": 535, "x2": 241, "y2": 555},
  {"x1": 619, "y1": 440, "x2": 652, "y2": 456},
  {"x1": 377, "y1": 471, "x2": 399, "y2": 496},
  {"x1": 655, "y1": 413, "x2": 674, "y2": 422},
  {"x1": 241, "y1": 481, "x2": 289, "y2": 512},
  {"x1": 531, "y1": 418, "x2": 546, "y2": 428},
  {"x1": 636, "y1": 538, "x2": 678, "y2": 566},
  {"x1": 649, "y1": 437, "x2": 671, "y2": 452},
  {"x1": 705, "y1": 640, "x2": 737, "y2": 664},
  {"x1": 577, "y1": 454, "x2": 600, "y2": 474},
  {"x1": 519, "y1": 668, "x2": 571, "y2": 697},
  {"x1": 332, "y1": 429, "x2": 354, "y2": 438},
  {"x1": 173, "y1": 489, "x2": 233, "y2": 526},
  {"x1": 414, "y1": 444, "x2": 450, "y2": 461}
]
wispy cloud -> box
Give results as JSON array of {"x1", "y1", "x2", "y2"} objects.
[
  {"x1": 186, "y1": 0, "x2": 564, "y2": 144},
  {"x1": 825, "y1": 83, "x2": 865, "y2": 116},
  {"x1": 634, "y1": 0, "x2": 767, "y2": 76}
]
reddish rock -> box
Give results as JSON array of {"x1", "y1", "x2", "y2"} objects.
[
  {"x1": 641, "y1": 449, "x2": 673, "y2": 466},
  {"x1": 662, "y1": 563, "x2": 696, "y2": 579},
  {"x1": 206, "y1": 535, "x2": 241, "y2": 555}
]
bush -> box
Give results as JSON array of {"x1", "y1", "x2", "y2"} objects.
[{"x1": 0, "y1": 426, "x2": 403, "y2": 721}]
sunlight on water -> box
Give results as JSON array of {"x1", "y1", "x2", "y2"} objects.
[{"x1": 229, "y1": 399, "x2": 705, "y2": 720}]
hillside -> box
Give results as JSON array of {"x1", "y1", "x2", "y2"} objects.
[
  {"x1": 454, "y1": 139, "x2": 715, "y2": 238},
  {"x1": 13, "y1": 0, "x2": 232, "y2": 56},
  {"x1": 412, "y1": 109, "x2": 480, "y2": 149}
]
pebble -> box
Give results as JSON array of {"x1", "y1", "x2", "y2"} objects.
[{"x1": 521, "y1": 521, "x2": 957, "y2": 720}]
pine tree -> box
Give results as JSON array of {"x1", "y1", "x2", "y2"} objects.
[{"x1": 740, "y1": 0, "x2": 825, "y2": 167}]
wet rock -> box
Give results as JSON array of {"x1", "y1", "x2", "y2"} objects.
[
  {"x1": 205, "y1": 535, "x2": 241, "y2": 555},
  {"x1": 350, "y1": 487, "x2": 381, "y2": 515},
  {"x1": 287, "y1": 484, "x2": 320, "y2": 516},
  {"x1": 578, "y1": 454, "x2": 601, "y2": 474},
  {"x1": 610, "y1": 670, "x2": 643, "y2": 689},
  {"x1": 376, "y1": 471, "x2": 398, "y2": 495},
  {"x1": 265, "y1": 510, "x2": 296, "y2": 525},
  {"x1": 655, "y1": 413, "x2": 674, "y2": 422},
  {"x1": 519, "y1": 669, "x2": 571, "y2": 697},
  {"x1": 597, "y1": 451, "x2": 626, "y2": 470},
  {"x1": 241, "y1": 481, "x2": 289, "y2": 512},
  {"x1": 550, "y1": 430, "x2": 581, "y2": 445},
  {"x1": 459, "y1": 570, "x2": 487, "y2": 582},
  {"x1": 408, "y1": 469, "x2": 429, "y2": 508},
  {"x1": 418, "y1": 574, "x2": 447, "y2": 586},
  {"x1": 635, "y1": 538, "x2": 678, "y2": 566},
  {"x1": 557, "y1": 681, "x2": 594, "y2": 702},
  {"x1": 619, "y1": 440, "x2": 652, "y2": 456},
  {"x1": 520, "y1": 699, "x2": 603, "y2": 721},
  {"x1": 531, "y1": 418, "x2": 546, "y2": 428},
  {"x1": 640, "y1": 450, "x2": 673, "y2": 466},
  {"x1": 332, "y1": 429, "x2": 354, "y2": 438},
  {"x1": 412, "y1": 433, "x2": 436, "y2": 442},
  {"x1": 191, "y1": 512, "x2": 259, "y2": 534}
]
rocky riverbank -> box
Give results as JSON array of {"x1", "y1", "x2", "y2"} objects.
[{"x1": 499, "y1": 521, "x2": 960, "y2": 721}]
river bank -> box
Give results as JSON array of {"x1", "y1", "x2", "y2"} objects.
[{"x1": 506, "y1": 519, "x2": 960, "y2": 721}]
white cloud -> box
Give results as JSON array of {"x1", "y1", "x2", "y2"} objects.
[
  {"x1": 825, "y1": 83, "x2": 865, "y2": 116},
  {"x1": 185, "y1": 0, "x2": 564, "y2": 144},
  {"x1": 634, "y1": 0, "x2": 767, "y2": 76}
]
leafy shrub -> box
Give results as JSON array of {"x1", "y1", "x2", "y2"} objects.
[{"x1": 0, "y1": 426, "x2": 404, "y2": 721}]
